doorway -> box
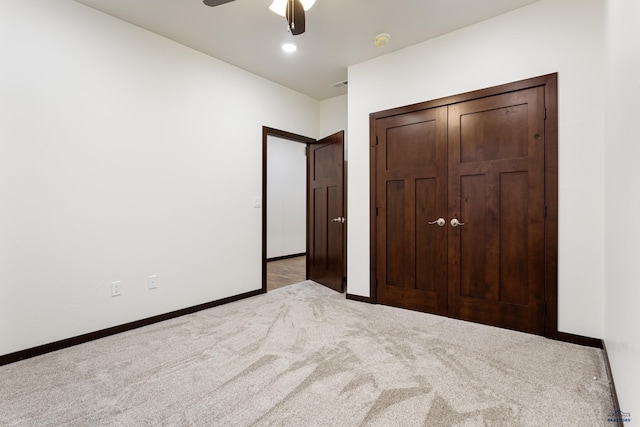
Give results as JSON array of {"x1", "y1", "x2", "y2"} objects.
[
  {"x1": 370, "y1": 74, "x2": 558, "y2": 336},
  {"x1": 265, "y1": 133, "x2": 308, "y2": 290},
  {"x1": 263, "y1": 128, "x2": 313, "y2": 291},
  {"x1": 262, "y1": 127, "x2": 346, "y2": 293}
]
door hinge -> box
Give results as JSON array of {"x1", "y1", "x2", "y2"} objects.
[
  {"x1": 375, "y1": 135, "x2": 379, "y2": 146},
  {"x1": 375, "y1": 207, "x2": 379, "y2": 216},
  {"x1": 375, "y1": 278, "x2": 379, "y2": 288},
  {"x1": 544, "y1": 205, "x2": 548, "y2": 218},
  {"x1": 544, "y1": 108, "x2": 547, "y2": 120}
]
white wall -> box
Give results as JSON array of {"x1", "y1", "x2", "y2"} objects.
[
  {"x1": 346, "y1": 0, "x2": 606, "y2": 338},
  {"x1": 319, "y1": 94, "x2": 348, "y2": 149},
  {"x1": 0, "y1": 0, "x2": 319, "y2": 356},
  {"x1": 604, "y1": 0, "x2": 640, "y2": 419},
  {"x1": 267, "y1": 136, "x2": 307, "y2": 259}
]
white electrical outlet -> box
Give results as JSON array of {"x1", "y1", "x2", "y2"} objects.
[
  {"x1": 148, "y1": 275, "x2": 157, "y2": 290},
  {"x1": 111, "y1": 281, "x2": 122, "y2": 297}
]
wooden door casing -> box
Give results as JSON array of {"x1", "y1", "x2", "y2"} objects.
[{"x1": 370, "y1": 74, "x2": 557, "y2": 336}]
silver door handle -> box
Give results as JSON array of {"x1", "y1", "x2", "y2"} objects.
[
  {"x1": 331, "y1": 217, "x2": 345, "y2": 223},
  {"x1": 450, "y1": 218, "x2": 465, "y2": 227},
  {"x1": 428, "y1": 218, "x2": 446, "y2": 227}
]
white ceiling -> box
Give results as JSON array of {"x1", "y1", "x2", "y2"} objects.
[{"x1": 73, "y1": 0, "x2": 541, "y2": 100}]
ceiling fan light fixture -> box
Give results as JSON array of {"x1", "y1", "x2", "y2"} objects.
[
  {"x1": 281, "y1": 42, "x2": 297, "y2": 53},
  {"x1": 269, "y1": 0, "x2": 316, "y2": 17}
]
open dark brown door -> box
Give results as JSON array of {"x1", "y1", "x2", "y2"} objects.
[
  {"x1": 308, "y1": 131, "x2": 344, "y2": 292},
  {"x1": 374, "y1": 108, "x2": 448, "y2": 314},
  {"x1": 447, "y1": 87, "x2": 546, "y2": 334}
]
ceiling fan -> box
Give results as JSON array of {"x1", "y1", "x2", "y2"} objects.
[{"x1": 203, "y1": 0, "x2": 308, "y2": 35}]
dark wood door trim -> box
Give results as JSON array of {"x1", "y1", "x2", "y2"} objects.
[
  {"x1": 262, "y1": 127, "x2": 315, "y2": 292},
  {"x1": 369, "y1": 73, "x2": 558, "y2": 338},
  {"x1": 541, "y1": 77, "x2": 559, "y2": 339}
]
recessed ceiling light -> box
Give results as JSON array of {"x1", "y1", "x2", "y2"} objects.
[{"x1": 281, "y1": 43, "x2": 297, "y2": 53}]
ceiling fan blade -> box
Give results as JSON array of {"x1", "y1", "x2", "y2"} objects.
[
  {"x1": 203, "y1": 0, "x2": 235, "y2": 7},
  {"x1": 285, "y1": 0, "x2": 306, "y2": 35}
]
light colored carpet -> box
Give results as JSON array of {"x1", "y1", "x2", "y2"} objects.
[{"x1": 0, "y1": 281, "x2": 613, "y2": 426}]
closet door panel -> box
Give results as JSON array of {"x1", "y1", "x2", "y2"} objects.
[
  {"x1": 448, "y1": 87, "x2": 545, "y2": 334},
  {"x1": 375, "y1": 107, "x2": 448, "y2": 314}
]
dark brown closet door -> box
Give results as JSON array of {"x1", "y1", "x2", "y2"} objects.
[
  {"x1": 375, "y1": 107, "x2": 448, "y2": 314},
  {"x1": 447, "y1": 87, "x2": 546, "y2": 334}
]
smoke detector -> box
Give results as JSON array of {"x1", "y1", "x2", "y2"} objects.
[{"x1": 374, "y1": 33, "x2": 391, "y2": 48}]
